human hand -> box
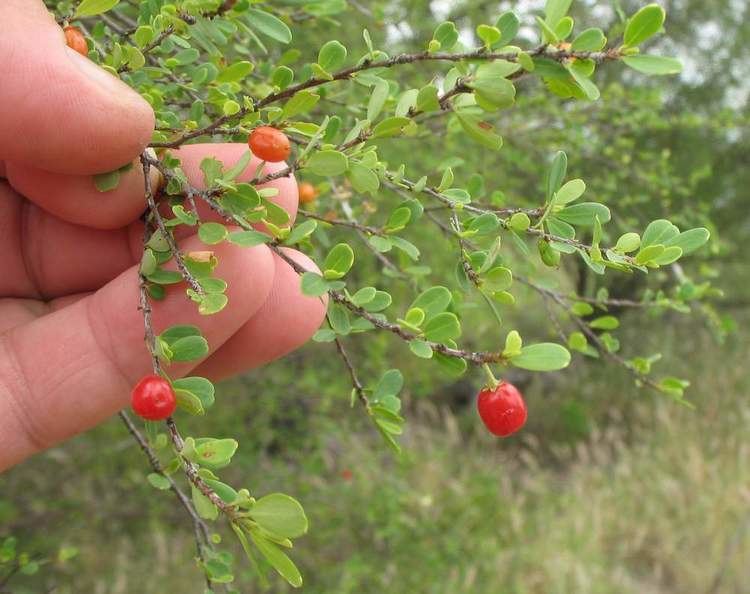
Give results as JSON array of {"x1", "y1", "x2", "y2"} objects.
[{"x1": 0, "y1": 0, "x2": 326, "y2": 472}]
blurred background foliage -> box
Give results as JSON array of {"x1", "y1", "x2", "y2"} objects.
[{"x1": 2, "y1": 0, "x2": 748, "y2": 592}]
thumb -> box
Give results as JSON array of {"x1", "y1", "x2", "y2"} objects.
[{"x1": 0, "y1": 1, "x2": 155, "y2": 175}]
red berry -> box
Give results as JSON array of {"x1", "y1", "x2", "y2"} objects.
[
  {"x1": 63, "y1": 26, "x2": 88, "y2": 57},
  {"x1": 298, "y1": 182, "x2": 317, "y2": 204},
  {"x1": 248, "y1": 126, "x2": 291, "y2": 163},
  {"x1": 477, "y1": 382, "x2": 527, "y2": 437},
  {"x1": 131, "y1": 375, "x2": 177, "y2": 421}
]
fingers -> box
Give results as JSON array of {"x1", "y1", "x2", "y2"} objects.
[
  {"x1": 0, "y1": 235, "x2": 276, "y2": 471},
  {"x1": 2, "y1": 143, "x2": 302, "y2": 300},
  {"x1": 0, "y1": 181, "x2": 138, "y2": 300},
  {"x1": 0, "y1": 1, "x2": 154, "y2": 174},
  {"x1": 4, "y1": 143, "x2": 297, "y2": 248},
  {"x1": 4, "y1": 156, "x2": 157, "y2": 229},
  {"x1": 194, "y1": 249, "x2": 327, "y2": 380}
]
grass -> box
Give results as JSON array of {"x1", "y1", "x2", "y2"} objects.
[{"x1": 1, "y1": 315, "x2": 748, "y2": 594}]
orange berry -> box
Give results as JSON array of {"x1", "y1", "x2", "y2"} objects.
[
  {"x1": 64, "y1": 26, "x2": 88, "y2": 57},
  {"x1": 298, "y1": 182, "x2": 318, "y2": 204},
  {"x1": 248, "y1": 126, "x2": 291, "y2": 163}
]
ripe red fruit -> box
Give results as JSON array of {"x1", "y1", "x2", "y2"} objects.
[
  {"x1": 477, "y1": 382, "x2": 527, "y2": 437},
  {"x1": 63, "y1": 26, "x2": 88, "y2": 56},
  {"x1": 298, "y1": 182, "x2": 317, "y2": 204},
  {"x1": 131, "y1": 375, "x2": 177, "y2": 421},
  {"x1": 248, "y1": 126, "x2": 291, "y2": 163}
]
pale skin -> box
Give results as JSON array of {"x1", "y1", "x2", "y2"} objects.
[{"x1": 0, "y1": 0, "x2": 327, "y2": 471}]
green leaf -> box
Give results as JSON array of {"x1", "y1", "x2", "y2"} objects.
[
  {"x1": 372, "y1": 116, "x2": 412, "y2": 138},
  {"x1": 395, "y1": 89, "x2": 418, "y2": 117},
  {"x1": 170, "y1": 336, "x2": 209, "y2": 362},
  {"x1": 510, "y1": 343, "x2": 571, "y2": 371},
  {"x1": 623, "y1": 4, "x2": 665, "y2": 47},
  {"x1": 623, "y1": 55, "x2": 682, "y2": 76},
  {"x1": 140, "y1": 249, "x2": 157, "y2": 276},
  {"x1": 172, "y1": 377, "x2": 215, "y2": 410},
  {"x1": 93, "y1": 170, "x2": 121, "y2": 192},
  {"x1": 476, "y1": 24, "x2": 501, "y2": 48},
  {"x1": 362, "y1": 290, "x2": 391, "y2": 312},
  {"x1": 409, "y1": 340, "x2": 434, "y2": 359},
  {"x1": 391, "y1": 236, "x2": 420, "y2": 261},
  {"x1": 307, "y1": 150, "x2": 348, "y2": 176},
  {"x1": 482, "y1": 266, "x2": 513, "y2": 291},
  {"x1": 192, "y1": 486, "x2": 218, "y2": 520},
  {"x1": 216, "y1": 61, "x2": 253, "y2": 83},
  {"x1": 281, "y1": 91, "x2": 320, "y2": 119},
  {"x1": 432, "y1": 21, "x2": 459, "y2": 49},
  {"x1": 495, "y1": 12, "x2": 520, "y2": 42},
  {"x1": 571, "y1": 28, "x2": 607, "y2": 51},
  {"x1": 198, "y1": 222, "x2": 228, "y2": 245},
  {"x1": 193, "y1": 438, "x2": 238, "y2": 469},
  {"x1": 556, "y1": 203, "x2": 611, "y2": 226},
  {"x1": 317, "y1": 40, "x2": 347, "y2": 72},
  {"x1": 416, "y1": 85, "x2": 440, "y2": 112},
  {"x1": 456, "y1": 112, "x2": 503, "y2": 150},
  {"x1": 503, "y1": 330, "x2": 523, "y2": 357},
  {"x1": 423, "y1": 312, "x2": 461, "y2": 343},
  {"x1": 172, "y1": 205, "x2": 198, "y2": 226},
  {"x1": 348, "y1": 162, "x2": 380, "y2": 194},
  {"x1": 247, "y1": 9, "x2": 292, "y2": 44},
  {"x1": 312, "y1": 329, "x2": 336, "y2": 342},
  {"x1": 324, "y1": 243, "x2": 355, "y2": 279},
  {"x1": 300, "y1": 272, "x2": 328, "y2": 297},
  {"x1": 327, "y1": 304, "x2": 351, "y2": 335},
  {"x1": 133, "y1": 25, "x2": 154, "y2": 48},
  {"x1": 615, "y1": 232, "x2": 641, "y2": 253},
  {"x1": 547, "y1": 151, "x2": 567, "y2": 201},
  {"x1": 284, "y1": 220, "x2": 317, "y2": 245},
  {"x1": 545, "y1": 0, "x2": 573, "y2": 27},
  {"x1": 384, "y1": 207, "x2": 412, "y2": 233},
  {"x1": 249, "y1": 494, "x2": 308, "y2": 539},
  {"x1": 470, "y1": 69, "x2": 516, "y2": 111},
  {"x1": 351, "y1": 286, "x2": 377, "y2": 306},
  {"x1": 635, "y1": 244, "x2": 666, "y2": 265},
  {"x1": 203, "y1": 479, "x2": 239, "y2": 505},
  {"x1": 199, "y1": 293, "x2": 228, "y2": 316},
  {"x1": 509, "y1": 212, "x2": 531, "y2": 232},
  {"x1": 468, "y1": 213, "x2": 500, "y2": 235},
  {"x1": 367, "y1": 78, "x2": 390, "y2": 121},
  {"x1": 664, "y1": 228, "x2": 710, "y2": 255},
  {"x1": 652, "y1": 245, "x2": 683, "y2": 265},
  {"x1": 373, "y1": 369, "x2": 403, "y2": 401},
  {"x1": 410, "y1": 286, "x2": 452, "y2": 320},
  {"x1": 160, "y1": 325, "x2": 201, "y2": 343},
  {"x1": 174, "y1": 388, "x2": 205, "y2": 415},
  {"x1": 75, "y1": 0, "x2": 119, "y2": 17},
  {"x1": 433, "y1": 352, "x2": 467, "y2": 377},
  {"x1": 248, "y1": 531, "x2": 302, "y2": 587},
  {"x1": 227, "y1": 229, "x2": 271, "y2": 247},
  {"x1": 146, "y1": 269, "x2": 183, "y2": 285},
  {"x1": 568, "y1": 61, "x2": 600, "y2": 101},
  {"x1": 554, "y1": 16, "x2": 574, "y2": 39},
  {"x1": 147, "y1": 473, "x2": 171, "y2": 490},
  {"x1": 553, "y1": 179, "x2": 586, "y2": 206},
  {"x1": 642, "y1": 219, "x2": 680, "y2": 247},
  {"x1": 590, "y1": 316, "x2": 619, "y2": 330}
]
